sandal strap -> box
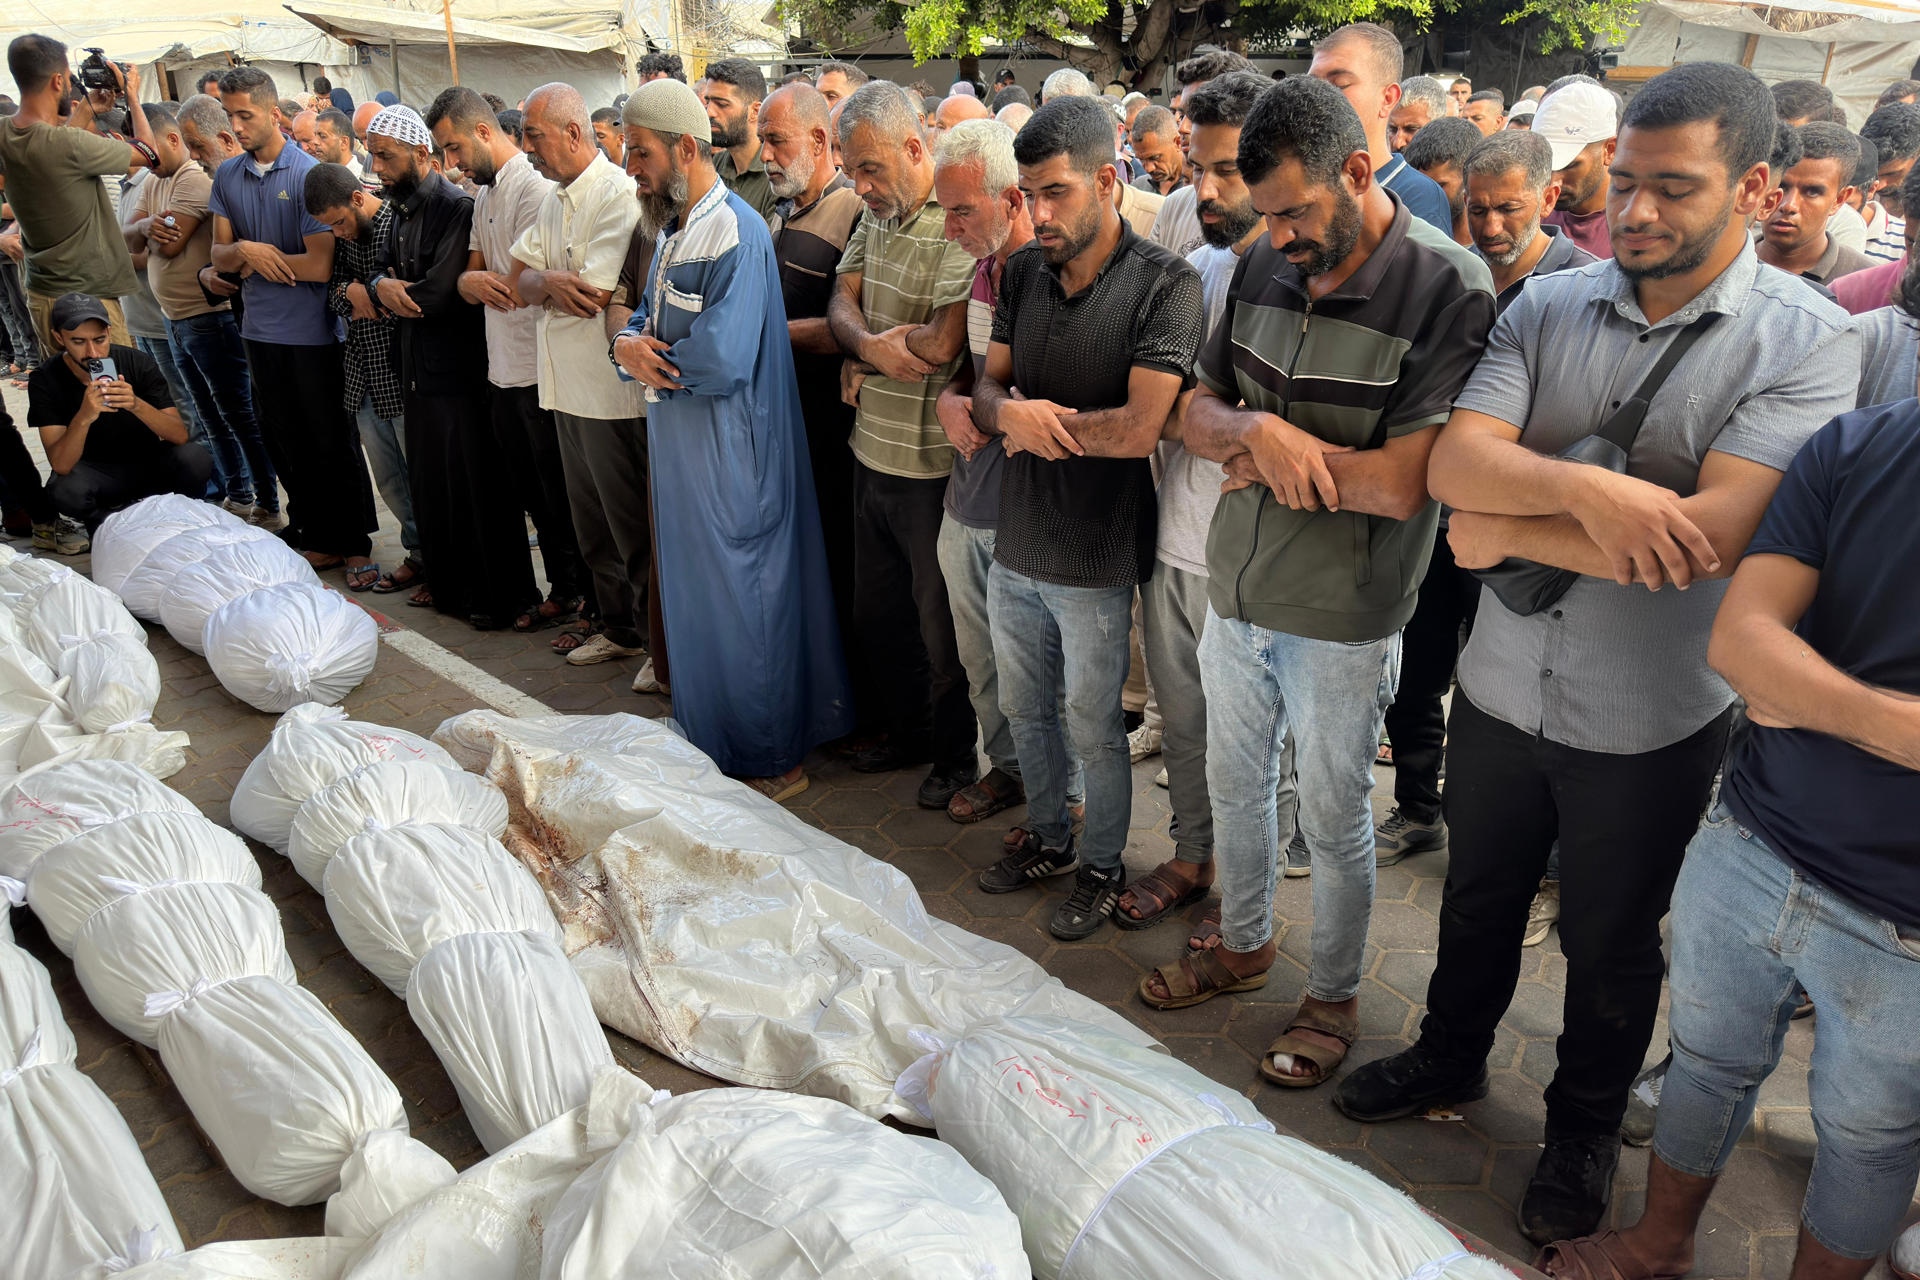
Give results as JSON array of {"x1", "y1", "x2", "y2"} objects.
[
  {"x1": 1156, "y1": 948, "x2": 1245, "y2": 1000},
  {"x1": 1285, "y1": 1003, "x2": 1357, "y2": 1047},
  {"x1": 1123, "y1": 865, "x2": 1195, "y2": 916},
  {"x1": 1536, "y1": 1232, "x2": 1656, "y2": 1280}
]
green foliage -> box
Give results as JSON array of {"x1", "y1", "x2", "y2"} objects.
[{"x1": 1441, "y1": 0, "x2": 1640, "y2": 54}]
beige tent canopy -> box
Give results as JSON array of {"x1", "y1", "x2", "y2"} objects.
[
  {"x1": 0, "y1": 0, "x2": 668, "y2": 108},
  {"x1": 1615, "y1": 0, "x2": 1920, "y2": 124}
]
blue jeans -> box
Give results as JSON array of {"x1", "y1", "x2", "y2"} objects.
[
  {"x1": 1658, "y1": 804, "x2": 1920, "y2": 1261},
  {"x1": 356, "y1": 393, "x2": 419, "y2": 557},
  {"x1": 132, "y1": 333, "x2": 212, "y2": 498},
  {"x1": 167, "y1": 311, "x2": 275, "y2": 510},
  {"x1": 987, "y1": 562, "x2": 1129, "y2": 871},
  {"x1": 1200, "y1": 609, "x2": 1399, "y2": 1000}
]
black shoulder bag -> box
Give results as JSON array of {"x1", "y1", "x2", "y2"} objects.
[{"x1": 1472, "y1": 312, "x2": 1721, "y2": 617}]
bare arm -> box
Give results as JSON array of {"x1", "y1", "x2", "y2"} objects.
[
  {"x1": 904, "y1": 298, "x2": 967, "y2": 365},
  {"x1": 1050, "y1": 367, "x2": 1186, "y2": 459},
  {"x1": 825, "y1": 271, "x2": 870, "y2": 360},
  {"x1": 788, "y1": 315, "x2": 838, "y2": 355},
  {"x1": 1707, "y1": 553, "x2": 1920, "y2": 770},
  {"x1": 282, "y1": 230, "x2": 335, "y2": 284},
  {"x1": 208, "y1": 214, "x2": 242, "y2": 274}
]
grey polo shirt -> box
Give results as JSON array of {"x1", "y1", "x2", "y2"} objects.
[
  {"x1": 1453, "y1": 241, "x2": 1858, "y2": 754},
  {"x1": 1855, "y1": 305, "x2": 1917, "y2": 408}
]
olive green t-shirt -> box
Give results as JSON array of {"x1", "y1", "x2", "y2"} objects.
[{"x1": 0, "y1": 118, "x2": 137, "y2": 298}]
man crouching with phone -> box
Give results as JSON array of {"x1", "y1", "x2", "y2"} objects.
[{"x1": 27, "y1": 291, "x2": 210, "y2": 526}]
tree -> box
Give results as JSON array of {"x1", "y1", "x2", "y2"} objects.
[{"x1": 777, "y1": 0, "x2": 1638, "y2": 94}]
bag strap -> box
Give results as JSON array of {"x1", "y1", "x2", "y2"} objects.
[{"x1": 1596, "y1": 312, "x2": 1722, "y2": 450}]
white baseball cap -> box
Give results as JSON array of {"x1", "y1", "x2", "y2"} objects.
[{"x1": 1534, "y1": 81, "x2": 1617, "y2": 169}]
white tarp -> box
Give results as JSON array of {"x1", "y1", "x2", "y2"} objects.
[
  {"x1": 231, "y1": 706, "x2": 457, "y2": 854},
  {"x1": 434, "y1": 710, "x2": 1158, "y2": 1124},
  {"x1": 0, "y1": 936, "x2": 183, "y2": 1280},
  {"x1": 903, "y1": 1015, "x2": 1511, "y2": 1280}
]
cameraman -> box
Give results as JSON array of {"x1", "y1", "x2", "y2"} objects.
[
  {"x1": 0, "y1": 34, "x2": 156, "y2": 356},
  {"x1": 28, "y1": 292, "x2": 208, "y2": 526}
]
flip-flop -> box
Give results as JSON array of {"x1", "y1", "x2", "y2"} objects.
[
  {"x1": 371, "y1": 557, "x2": 426, "y2": 594},
  {"x1": 345, "y1": 562, "x2": 381, "y2": 592}
]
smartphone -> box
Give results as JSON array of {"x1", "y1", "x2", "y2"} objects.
[{"x1": 86, "y1": 357, "x2": 117, "y2": 382}]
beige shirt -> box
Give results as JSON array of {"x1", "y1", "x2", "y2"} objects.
[
  {"x1": 471, "y1": 152, "x2": 551, "y2": 389},
  {"x1": 509, "y1": 151, "x2": 644, "y2": 420},
  {"x1": 1117, "y1": 181, "x2": 1165, "y2": 238},
  {"x1": 134, "y1": 163, "x2": 225, "y2": 322}
]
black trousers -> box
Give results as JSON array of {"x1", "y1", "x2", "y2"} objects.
[
  {"x1": 243, "y1": 338, "x2": 375, "y2": 558},
  {"x1": 47, "y1": 443, "x2": 213, "y2": 528},
  {"x1": 490, "y1": 384, "x2": 589, "y2": 603},
  {"x1": 805, "y1": 399, "x2": 858, "y2": 673},
  {"x1": 1383, "y1": 530, "x2": 1480, "y2": 822},
  {"x1": 852, "y1": 462, "x2": 975, "y2": 769},
  {"x1": 1419, "y1": 695, "x2": 1730, "y2": 1139},
  {"x1": 0, "y1": 408, "x2": 52, "y2": 523},
  {"x1": 404, "y1": 389, "x2": 538, "y2": 622}
]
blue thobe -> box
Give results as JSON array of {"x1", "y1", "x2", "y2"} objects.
[{"x1": 620, "y1": 183, "x2": 854, "y2": 775}]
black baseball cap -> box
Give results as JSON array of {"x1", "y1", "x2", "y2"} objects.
[{"x1": 48, "y1": 292, "x2": 109, "y2": 333}]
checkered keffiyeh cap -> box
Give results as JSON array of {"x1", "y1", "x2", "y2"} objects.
[{"x1": 367, "y1": 104, "x2": 432, "y2": 149}]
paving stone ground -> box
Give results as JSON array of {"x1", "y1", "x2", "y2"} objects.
[{"x1": 6, "y1": 397, "x2": 1910, "y2": 1276}]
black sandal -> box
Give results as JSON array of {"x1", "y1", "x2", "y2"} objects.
[
  {"x1": 513, "y1": 593, "x2": 585, "y2": 633},
  {"x1": 371, "y1": 556, "x2": 426, "y2": 594}
]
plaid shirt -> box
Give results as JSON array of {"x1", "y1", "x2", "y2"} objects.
[{"x1": 326, "y1": 200, "x2": 404, "y2": 420}]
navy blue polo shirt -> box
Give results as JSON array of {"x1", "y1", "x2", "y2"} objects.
[
  {"x1": 1721, "y1": 399, "x2": 1920, "y2": 927},
  {"x1": 208, "y1": 142, "x2": 333, "y2": 346},
  {"x1": 1377, "y1": 154, "x2": 1454, "y2": 239}
]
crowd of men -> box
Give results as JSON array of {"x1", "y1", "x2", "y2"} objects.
[{"x1": 0, "y1": 26, "x2": 1916, "y2": 1277}]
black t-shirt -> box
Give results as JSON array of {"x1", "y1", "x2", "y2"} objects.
[
  {"x1": 1722, "y1": 400, "x2": 1920, "y2": 927},
  {"x1": 27, "y1": 343, "x2": 175, "y2": 466},
  {"x1": 988, "y1": 223, "x2": 1204, "y2": 589}
]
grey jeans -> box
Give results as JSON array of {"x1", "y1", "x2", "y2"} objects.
[
  {"x1": 935, "y1": 514, "x2": 1019, "y2": 776},
  {"x1": 1140, "y1": 558, "x2": 1216, "y2": 865}
]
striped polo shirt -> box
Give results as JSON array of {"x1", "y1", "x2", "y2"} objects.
[
  {"x1": 835, "y1": 196, "x2": 976, "y2": 479},
  {"x1": 1200, "y1": 194, "x2": 1496, "y2": 643}
]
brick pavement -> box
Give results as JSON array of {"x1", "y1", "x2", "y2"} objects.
[{"x1": 2, "y1": 387, "x2": 1903, "y2": 1272}]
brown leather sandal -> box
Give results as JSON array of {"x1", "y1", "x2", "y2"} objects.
[
  {"x1": 1115, "y1": 861, "x2": 1210, "y2": 931},
  {"x1": 947, "y1": 767, "x2": 1024, "y2": 824},
  {"x1": 1536, "y1": 1231, "x2": 1688, "y2": 1279},
  {"x1": 1187, "y1": 902, "x2": 1222, "y2": 953},
  {"x1": 1259, "y1": 1002, "x2": 1357, "y2": 1089},
  {"x1": 1138, "y1": 947, "x2": 1269, "y2": 1010}
]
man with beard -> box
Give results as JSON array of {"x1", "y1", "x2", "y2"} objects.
[
  {"x1": 1150, "y1": 49, "x2": 1259, "y2": 258},
  {"x1": 1389, "y1": 76, "x2": 1447, "y2": 152},
  {"x1": 1757, "y1": 122, "x2": 1874, "y2": 286},
  {"x1": 1136, "y1": 79, "x2": 1494, "y2": 1098},
  {"x1": 702, "y1": 58, "x2": 776, "y2": 225},
  {"x1": 311, "y1": 108, "x2": 372, "y2": 188},
  {"x1": 1112, "y1": 70, "x2": 1268, "y2": 935},
  {"x1": 305, "y1": 163, "x2": 421, "y2": 595},
  {"x1": 826, "y1": 81, "x2": 977, "y2": 805},
  {"x1": 209, "y1": 65, "x2": 377, "y2": 577},
  {"x1": 1405, "y1": 116, "x2": 1482, "y2": 246},
  {"x1": 612, "y1": 78, "x2": 852, "y2": 800},
  {"x1": 1536, "y1": 79, "x2": 1618, "y2": 258},
  {"x1": 968, "y1": 96, "x2": 1203, "y2": 940},
  {"x1": 762, "y1": 81, "x2": 864, "y2": 668},
  {"x1": 427, "y1": 86, "x2": 590, "y2": 638},
  {"x1": 1339, "y1": 63, "x2": 1857, "y2": 1249},
  {"x1": 929, "y1": 118, "x2": 1048, "y2": 826},
  {"x1": 1371, "y1": 129, "x2": 1595, "y2": 872},
  {"x1": 509, "y1": 82, "x2": 651, "y2": 669},
  {"x1": 361, "y1": 105, "x2": 538, "y2": 630}
]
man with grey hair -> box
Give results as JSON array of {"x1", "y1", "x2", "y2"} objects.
[
  {"x1": 1129, "y1": 104, "x2": 1184, "y2": 195},
  {"x1": 613, "y1": 77, "x2": 851, "y2": 799},
  {"x1": 177, "y1": 94, "x2": 241, "y2": 172},
  {"x1": 1041, "y1": 67, "x2": 1095, "y2": 102},
  {"x1": 1391, "y1": 76, "x2": 1448, "y2": 151},
  {"x1": 826, "y1": 80, "x2": 977, "y2": 802},
  {"x1": 996, "y1": 101, "x2": 1033, "y2": 132},
  {"x1": 508, "y1": 82, "x2": 652, "y2": 668},
  {"x1": 930, "y1": 117, "x2": 1044, "y2": 826},
  {"x1": 762, "y1": 80, "x2": 864, "y2": 665},
  {"x1": 1465, "y1": 129, "x2": 1594, "y2": 310}
]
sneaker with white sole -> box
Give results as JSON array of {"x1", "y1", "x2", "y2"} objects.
[
  {"x1": 32, "y1": 517, "x2": 88, "y2": 555},
  {"x1": 1523, "y1": 878, "x2": 1560, "y2": 947},
  {"x1": 631, "y1": 657, "x2": 669, "y2": 694},
  {"x1": 1375, "y1": 807, "x2": 1447, "y2": 866},
  {"x1": 566, "y1": 634, "x2": 645, "y2": 666},
  {"x1": 1127, "y1": 723, "x2": 1163, "y2": 763},
  {"x1": 1283, "y1": 830, "x2": 1312, "y2": 877},
  {"x1": 978, "y1": 829, "x2": 1079, "y2": 893},
  {"x1": 1153, "y1": 766, "x2": 1168, "y2": 788},
  {"x1": 251, "y1": 507, "x2": 289, "y2": 532},
  {"x1": 220, "y1": 496, "x2": 260, "y2": 521}
]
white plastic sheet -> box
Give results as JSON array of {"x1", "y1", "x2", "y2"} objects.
[
  {"x1": 89, "y1": 493, "x2": 237, "y2": 599},
  {"x1": 289, "y1": 760, "x2": 510, "y2": 890},
  {"x1": 540, "y1": 1085, "x2": 1029, "y2": 1280},
  {"x1": 119, "y1": 522, "x2": 277, "y2": 621},
  {"x1": 435, "y1": 710, "x2": 1155, "y2": 1123},
  {"x1": 109, "y1": 1238, "x2": 361, "y2": 1279},
  {"x1": 231, "y1": 706, "x2": 457, "y2": 854},
  {"x1": 158, "y1": 975, "x2": 411, "y2": 1205},
  {"x1": 321, "y1": 822, "x2": 559, "y2": 999},
  {"x1": 205, "y1": 583, "x2": 379, "y2": 713},
  {"x1": 27, "y1": 809, "x2": 261, "y2": 955},
  {"x1": 905, "y1": 1015, "x2": 1511, "y2": 1280},
  {"x1": 323, "y1": 1128, "x2": 458, "y2": 1241},
  {"x1": 0, "y1": 757, "x2": 200, "y2": 879},
  {"x1": 160, "y1": 539, "x2": 320, "y2": 656},
  {"x1": 0, "y1": 937, "x2": 184, "y2": 1280}
]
